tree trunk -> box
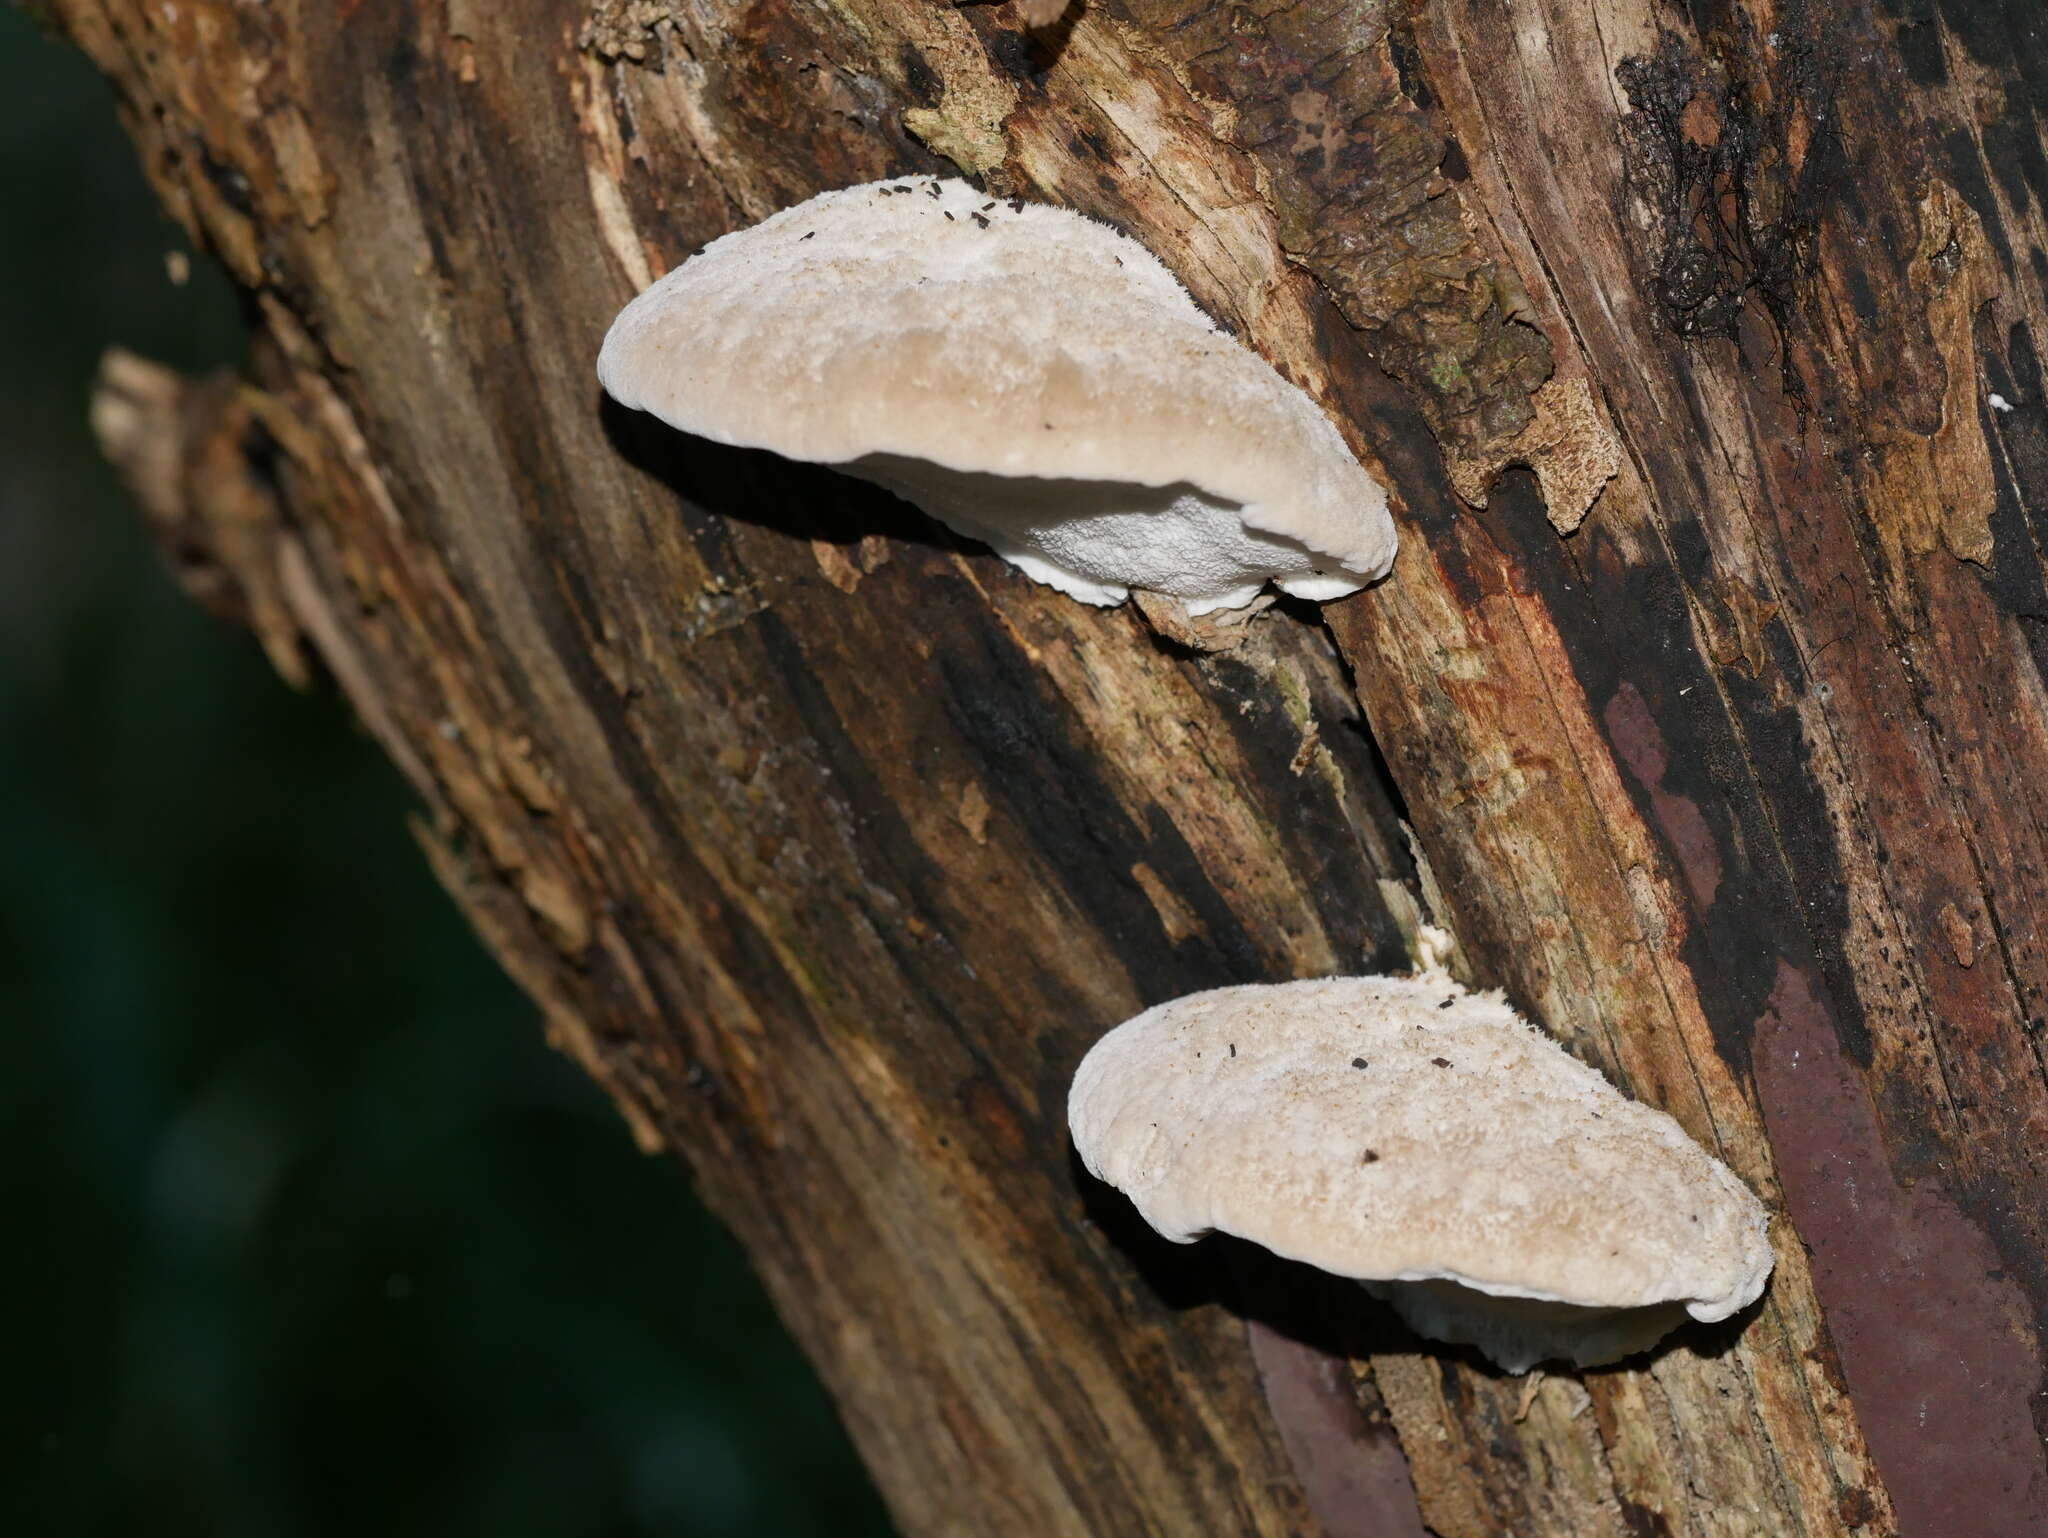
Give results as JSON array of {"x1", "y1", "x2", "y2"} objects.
[{"x1": 54, "y1": 0, "x2": 2048, "y2": 1531}]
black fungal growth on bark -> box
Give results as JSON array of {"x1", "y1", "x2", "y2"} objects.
[{"x1": 1616, "y1": 25, "x2": 1847, "y2": 400}]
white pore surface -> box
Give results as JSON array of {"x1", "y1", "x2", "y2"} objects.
[
  {"x1": 1069, "y1": 976, "x2": 1775, "y2": 1371},
  {"x1": 598, "y1": 178, "x2": 1396, "y2": 614},
  {"x1": 1360, "y1": 1282, "x2": 1692, "y2": 1373}
]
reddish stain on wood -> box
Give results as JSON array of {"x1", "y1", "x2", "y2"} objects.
[
  {"x1": 1753, "y1": 961, "x2": 2048, "y2": 1537},
  {"x1": 1603, "y1": 680, "x2": 1722, "y2": 913},
  {"x1": 1246, "y1": 1322, "x2": 1427, "y2": 1538}
]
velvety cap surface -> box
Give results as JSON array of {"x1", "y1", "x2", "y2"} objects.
[
  {"x1": 598, "y1": 178, "x2": 1395, "y2": 606},
  {"x1": 1069, "y1": 976, "x2": 1773, "y2": 1321}
]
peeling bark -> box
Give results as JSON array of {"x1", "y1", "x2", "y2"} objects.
[{"x1": 54, "y1": 0, "x2": 2048, "y2": 1532}]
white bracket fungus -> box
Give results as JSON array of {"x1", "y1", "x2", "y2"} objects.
[
  {"x1": 599, "y1": 178, "x2": 1396, "y2": 616},
  {"x1": 1068, "y1": 976, "x2": 1774, "y2": 1374}
]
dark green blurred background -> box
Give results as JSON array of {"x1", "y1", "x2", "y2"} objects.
[{"x1": 1, "y1": 13, "x2": 892, "y2": 1534}]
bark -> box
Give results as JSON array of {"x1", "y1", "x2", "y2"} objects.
[{"x1": 53, "y1": 0, "x2": 2048, "y2": 1532}]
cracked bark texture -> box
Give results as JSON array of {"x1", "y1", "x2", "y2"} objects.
[{"x1": 52, "y1": 0, "x2": 2048, "y2": 1533}]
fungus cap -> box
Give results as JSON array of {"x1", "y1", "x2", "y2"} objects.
[
  {"x1": 598, "y1": 178, "x2": 1396, "y2": 615},
  {"x1": 1068, "y1": 976, "x2": 1773, "y2": 1372}
]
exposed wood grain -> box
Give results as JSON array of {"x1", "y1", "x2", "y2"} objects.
[{"x1": 56, "y1": 0, "x2": 2048, "y2": 1532}]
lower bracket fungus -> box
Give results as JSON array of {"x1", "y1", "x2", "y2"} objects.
[
  {"x1": 599, "y1": 178, "x2": 1396, "y2": 616},
  {"x1": 1068, "y1": 976, "x2": 1774, "y2": 1373}
]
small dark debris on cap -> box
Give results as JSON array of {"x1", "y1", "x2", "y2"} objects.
[
  {"x1": 972, "y1": 212, "x2": 990, "y2": 228},
  {"x1": 1351, "y1": 1057, "x2": 1368, "y2": 1069},
  {"x1": 1438, "y1": 996, "x2": 1456, "y2": 1009},
  {"x1": 1360, "y1": 1149, "x2": 1381, "y2": 1165},
  {"x1": 943, "y1": 210, "x2": 955, "y2": 220},
  {"x1": 1007, "y1": 196, "x2": 1025, "y2": 212},
  {"x1": 801, "y1": 231, "x2": 815, "y2": 240},
  {"x1": 1431, "y1": 1056, "x2": 1451, "y2": 1068},
  {"x1": 1229, "y1": 1043, "x2": 1236, "y2": 1057}
]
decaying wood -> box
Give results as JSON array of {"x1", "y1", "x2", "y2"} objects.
[{"x1": 55, "y1": 0, "x2": 2048, "y2": 1532}]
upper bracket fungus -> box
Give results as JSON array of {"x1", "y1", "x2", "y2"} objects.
[
  {"x1": 599, "y1": 178, "x2": 1396, "y2": 615},
  {"x1": 1068, "y1": 976, "x2": 1774, "y2": 1373}
]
